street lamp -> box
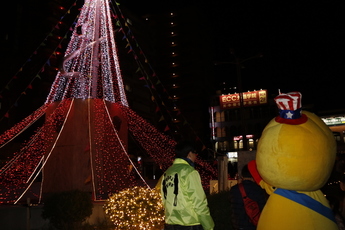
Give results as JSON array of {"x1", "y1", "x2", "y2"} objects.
[{"x1": 215, "y1": 52, "x2": 262, "y2": 150}]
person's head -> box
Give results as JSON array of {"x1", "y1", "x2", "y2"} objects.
[
  {"x1": 241, "y1": 164, "x2": 253, "y2": 179},
  {"x1": 175, "y1": 140, "x2": 197, "y2": 162}
]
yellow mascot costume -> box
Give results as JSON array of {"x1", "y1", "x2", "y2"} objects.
[{"x1": 248, "y1": 91, "x2": 338, "y2": 230}]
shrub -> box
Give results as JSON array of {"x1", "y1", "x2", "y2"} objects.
[
  {"x1": 42, "y1": 190, "x2": 93, "y2": 230},
  {"x1": 104, "y1": 186, "x2": 164, "y2": 230}
]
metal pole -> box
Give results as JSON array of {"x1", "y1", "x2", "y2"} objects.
[
  {"x1": 26, "y1": 198, "x2": 31, "y2": 230},
  {"x1": 236, "y1": 58, "x2": 247, "y2": 150},
  {"x1": 218, "y1": 155, "x2": 228, "y2": 192}
]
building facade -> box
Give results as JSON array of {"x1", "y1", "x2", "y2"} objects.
[{"x1": 209, "y1": 89, "x2": 277, "y2": 154}]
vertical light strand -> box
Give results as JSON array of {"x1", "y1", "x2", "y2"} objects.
[
  {"x1": 87, "y1": 98, "x2": 97, "y2": 200},
  {"x1": 104, "y1": 0, "x2": 128, "y2": 106},
  {"x1": 45, "y1": 0, "x2": 128, "y2": 106},
  {"x1": 102, "y1": 99, "x2": 149, "y2": 188}
]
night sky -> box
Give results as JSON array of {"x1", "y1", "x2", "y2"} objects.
[
  {"x1": 122, "y1": 0, "x2": 345, "y2": 111},
  {"x1": 211, "y1": 1, "x2": 345, "y2": 111},
  {"x1": 1, "y1": 0, "x2": 344, "y2": 119}
]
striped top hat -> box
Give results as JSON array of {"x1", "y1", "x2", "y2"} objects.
[{"x1": 274, "y1": 92, "x2": 308, "y2": 125}]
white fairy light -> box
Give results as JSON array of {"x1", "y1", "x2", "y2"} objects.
[{"x1": 46, "y1": 0, "x2": 128, "y2": 106}]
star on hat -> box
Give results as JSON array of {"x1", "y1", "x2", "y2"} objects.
[{"x1": 274, "y1": 92, "x2": 308, "y2": 125}]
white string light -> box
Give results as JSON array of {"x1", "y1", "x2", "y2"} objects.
[{"x1": 46, "y1": 0, "x2": 128, "y2": 106}]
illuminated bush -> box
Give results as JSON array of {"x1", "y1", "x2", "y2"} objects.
[{"x1": 104, "y1": 186, "x2": 164, "y2": 230}]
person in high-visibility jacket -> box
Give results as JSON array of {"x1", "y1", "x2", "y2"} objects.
[{"x1": 157, "y1": 140, "x2": 214, "y2": 230}]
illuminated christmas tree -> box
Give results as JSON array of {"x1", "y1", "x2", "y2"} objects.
[{"x1": 0, "y1": 0, "x2": 217, "y2": 204}]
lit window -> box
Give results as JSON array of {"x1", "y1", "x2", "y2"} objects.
[
  {"x1": 221, "y1": 127, "x2": 226, "y2": 137},
  {"x1": 216, "y1": 127, "x2": 222, "y2": 137},
  {"x1": 234, "y1": 141, "x2": 239, "y2": 150},
  {"x1": 215, "y1": 112, "x2": 221, "y2": 122},
  {"x1": 249, "y1": 138, "x2": 254, "y2": 148},
  {"x1": 220, "y1": 111, "x2": 225, "y2": 122},
  {"x1": 224, "y1": 141, "x2": 230, "y2": 151},
  {"x1": 239, "y1": 140, "x2": 243, "y2": 149}
]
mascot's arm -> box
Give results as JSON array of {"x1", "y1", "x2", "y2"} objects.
[{"x1": 248, "y1": 160, "x2": 275, "y2": 195}]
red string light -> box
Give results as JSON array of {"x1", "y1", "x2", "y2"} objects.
[{"x1": 0, "y1": 0, "x2": 218, "y2": 205}]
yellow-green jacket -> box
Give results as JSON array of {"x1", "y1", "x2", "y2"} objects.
[{"x1": 158, "y1": 158, "x2": 214, "y2": 230}]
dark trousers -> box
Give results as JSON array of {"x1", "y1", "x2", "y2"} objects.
[{"x1": 164, "y1": 224, "x2": 204, "y2": 230}]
